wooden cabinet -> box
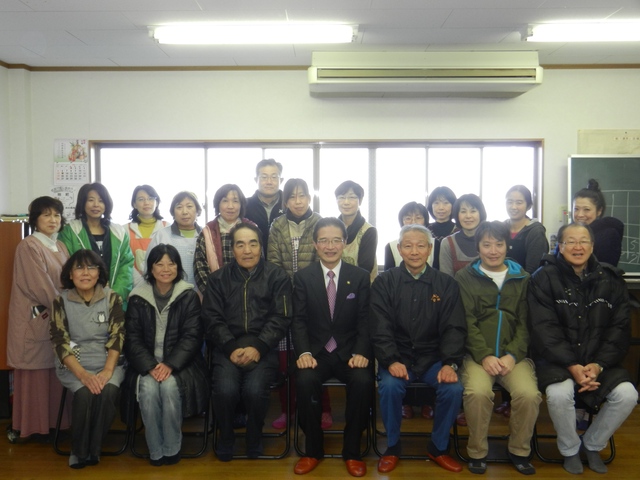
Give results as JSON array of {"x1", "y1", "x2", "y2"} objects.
[{"x1": 0, "y1": 222, "x2": 26, "y2": 370}]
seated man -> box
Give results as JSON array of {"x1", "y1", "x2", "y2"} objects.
[
  {"x1": 291, "y1": 217, "x2": 373, "y2": 477},
  {"x1": 456, "y1": 221, "x2": 541, "y2": 475},
  {"x1": 528, "y1": 223, "x2": 638, "y2": 474},
  {"x1": 202, "y1": 223, "x2": 291, "y2": 460},
  {"x1": 370, "y1": 224, "x2": 467, "y2": 473}
]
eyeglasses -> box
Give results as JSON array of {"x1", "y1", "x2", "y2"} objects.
[
  {"x1": 337, "y1": 195, "x2": 359, "y2": 202},
  {"x1": 136, "y1": 196, "x2": 157, "y2": 203},
  {"x1": 403, "y1": 214, "x2": 425, "y2": 224},
  {"x1": 259, "y1": 174, "x2": 280, "y2": 181},
  {"x1": 316, "y1": 238, "x2": 344, "y2": 246},
  {"x1": 561, "y1": 240, "x2": 592, "y2": 248},
  {"x1": 74, "y1": 265, "x2": 99, "y2": 271}
]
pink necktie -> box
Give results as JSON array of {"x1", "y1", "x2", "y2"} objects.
[{"x1": 325, "y1": 271, "x2": 337, "y2": 352}]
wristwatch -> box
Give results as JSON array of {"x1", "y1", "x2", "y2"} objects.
[
  {"x1": 449, "y1": 363, "x2": 458, "y2": 372},
  {"x1": 594, "y1": 363, "x2": 603, "y2": 374}
]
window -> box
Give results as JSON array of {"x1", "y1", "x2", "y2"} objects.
[{"x1": 95, "y1": 141, "x2": 541, "y2": 266}]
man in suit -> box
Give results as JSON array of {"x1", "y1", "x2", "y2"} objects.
[
  {"x1": 291, "y1": 217, "x2": 373, "y2": 477},
  {"x1": 370, "y1": 224, "x2": 466, "y2": 473}
]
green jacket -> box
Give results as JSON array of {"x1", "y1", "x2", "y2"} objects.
[
  {"x1": 58, "y1": 219, "x2": 134, "y2": 309},
  {"x1": 456, "y1": 258, "x2": 530, "y2": 364}
]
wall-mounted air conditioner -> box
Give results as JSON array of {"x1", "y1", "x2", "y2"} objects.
[{"x1": 308, "y1": 52, "x2": 543, "y2": 98}]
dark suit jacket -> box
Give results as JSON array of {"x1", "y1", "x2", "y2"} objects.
[{"x1": 292, "y1": 261, "x2": 371, "y2": 363}]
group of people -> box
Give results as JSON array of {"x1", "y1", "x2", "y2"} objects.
[{"x1": 6, "y1": 156, "x2": 637, "y2": 476}]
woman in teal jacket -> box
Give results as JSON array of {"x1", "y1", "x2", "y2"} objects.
[{"x1": 59, "y1": 182, "x2": 134, "y2": 309}]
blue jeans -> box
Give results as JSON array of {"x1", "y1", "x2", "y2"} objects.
[
  {"x1": 138, "y1": 374, "x2": 182, "y2": 461},
  {"x1": 212, "y1": 349, "x2": 278, "y2": 454},
  {"x1": 546, "y1": 379, "x2": 638, "y2": 456},
  {"x1": 378, "y1": 361, "x2": 463, "y2": 453}
]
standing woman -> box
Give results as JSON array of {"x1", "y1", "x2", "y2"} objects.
[
  {"x1": 124, "y1": 244, "x2": 209, "y2": 466},
  {"x1": 146, "y1": 191, "x2": 203, "y2": 288},
  {"x1": 439, "y1": 194, "x2": 487, "y2": 278},
  {"x1": 267, "y1": 178, "x2": 323, "y2": 429},
  {"x1": 335, "y1": 180, "x2": 378, "y2": 282},
  {"x1": 126, "y1": 185, "x2": 168, "y2": 288},
  {"x1": 194, "y1": 184, "x2": 256, "y2": 295},
  {"x1": 383, "y1": 202, "x2": 430, "y2": 271},
  {"x1": 7, "y1": 196, "x2": 70, "y2": 441},
  {"x1": 58, "y1": 182, "x2": 134, "y2": 308},
  {"x1": 50, "y1": 250, "x2": 125, "y2": 468},
  {"x1": 427, "y1": 187, "x2": 458, "y2": 271},
  {"x1": 504, "y1": 185, "x2": 549, "y2": 274},
  {"x1": 268, "y1": 178, "x2": 321, "y2": 278},
  {"x1": 572, "y1": 179, "x2": 624, "y2": 266}
]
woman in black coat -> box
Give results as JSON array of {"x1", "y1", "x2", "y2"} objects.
[{"x1": 124, "y1": 244, "x2": 209, "y2": 466}]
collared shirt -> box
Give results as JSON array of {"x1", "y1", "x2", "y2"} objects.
[
  {"x1": 406, "y1": 263, "x2": 427, "y2": 280},
  {"x1": 320, "y1": 260, "x2": 343, "y2": 289}
]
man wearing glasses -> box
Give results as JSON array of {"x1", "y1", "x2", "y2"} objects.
[
  {"x1": 291, "y1": 217, "x2": 373, "y2": 477},
  {"x1": 246, "y1": 158, "x2": 284, "y2": 258},
  {"x1": 528, "y1": 223, "x2": 637, "y2": 474}
]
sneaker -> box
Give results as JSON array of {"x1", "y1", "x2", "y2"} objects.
[
  {"x1": 468, "y1": 457, "x2": 487, "y2": 474},
  {"x1": 321, "y1": 412, "x2": 333, "y2": 430},
  {"x1": 508, "y1": 452, "x2": 536, "y2": 475},
  {"x1": 271, "y1": 412, "x2": 288, "y2": 430}
]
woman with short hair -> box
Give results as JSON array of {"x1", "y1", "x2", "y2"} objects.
[
  {"x1": 383, "y1": 201, "x2": 430, "y2": 271},
  {"x1": 50, "y1": 250, "x2": 125, "y2": 468},
  {"x1": 426, "y1": 186, "x2": 457, "y2": 271},
  {"x1": 7, "y1": 196, "x2": 70, "y2": 441},
  {"x1": 124, "y1": 244, "x2": 209, "y2": 466},
  {"x1": 439, "y1": 194, "x2": 487, "y2": 278},
  {"x1": 194, "y1": 184, "x2": 256, "y2": 294},
  {"x1": 335, "y1": 180, "x2": 378, "y2": 282},
  {"x1": 146, "y1": 191, "x2": 203, "y2": 288}
]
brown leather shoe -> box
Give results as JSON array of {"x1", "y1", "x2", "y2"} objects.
[
  {"x1": 421, "y1": 404, "x2": 434, "y2": 419},
  {"x1": 345, "y1": 459, "x2": 367, "y2": 477},
  {"x1": 427, "y1": 453, "x2": 463, "y2": 473},
  {"x1": 377, "y1": 455, "x2": 399, "y2": 473},
  {"x1": 294, "y1": 457, "x2": 320, "y2": 475},
  {"x1": 401, "y1": 404, "x2": 414, "y2": 419}
]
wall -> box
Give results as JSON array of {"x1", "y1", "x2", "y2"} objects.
[{"x1": 2, "y1": 67, "x2": 640, "y2": 234}]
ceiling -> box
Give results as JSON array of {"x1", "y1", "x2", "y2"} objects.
[{"x1": 1, "y1": 0, "x2": 639, "y2": 69}]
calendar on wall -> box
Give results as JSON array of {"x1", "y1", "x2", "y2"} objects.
[{"x1": 53, "y1": 139, "x2": 89, "y2": 185}]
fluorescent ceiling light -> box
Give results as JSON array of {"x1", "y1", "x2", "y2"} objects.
[
  {"x1": 526, "y1": 21, "x2": 640, "y2": 42},
  {"x1": 151, "y1": 23, "x2": 356, "y2": 45}
]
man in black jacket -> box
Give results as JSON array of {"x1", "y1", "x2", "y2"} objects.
[
  {"x1": 245, "y1": 158, "x2": 284, "y2": 258},
  {"x1": 291, "y1": 217, "x2": 373, "y2": 477},
  {"x1": 370, "y1": 224, "x2": 467, "y2": 474},
  {"x1": 202, "y1": 223, "x2": 291, "y2": 461},
  {"x1": 529, "y1": 223, "x2": 638, "y2": 474}
]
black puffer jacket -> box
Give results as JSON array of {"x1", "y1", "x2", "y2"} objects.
[
  {"x1": 528, "y1": 253, "x2": 632, "y2": 409},
  {"x1": 202, "y1": 259, "x2": 291, "y2": 357},
  {"x1": 123, "y1": 281, "x2": 210, "y2": 419},
  {"x1": 369, "y1": 263, "x2": 467, "y2": 377}
]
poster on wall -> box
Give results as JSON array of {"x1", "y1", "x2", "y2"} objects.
[
  {"x1": 53, "y1": 139, "x2": 89, "y2": 185},
  {"x1": 49, "y1": 185, "x2": 78, "y2": 220}
]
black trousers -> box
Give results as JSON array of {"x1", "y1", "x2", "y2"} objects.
[
  {"x1": 71, "y1": 383, "x2": 119, "y2": 459},
  {"x1": 295, "y1": 350, "x2": 373, "y2": 460}
]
